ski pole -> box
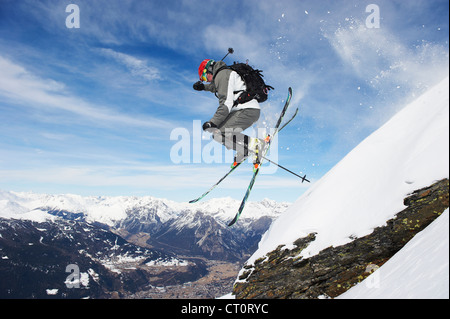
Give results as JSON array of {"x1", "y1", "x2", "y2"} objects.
[
  {"x1": 220, "y1": 48, "x2": 234, "y2": 61},
  {"x1": 261, "y1": 155, "x2": 310, "y2": 183},
  {"x1": 218, "y1": 133, "x2": 310, "y2": 183}
]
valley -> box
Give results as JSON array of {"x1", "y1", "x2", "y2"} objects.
[
  {"x1": 125, "y1": 259, "x2": 241, "y2": 299},
  {"x1": 0, "y1": 194, "x2": 287, "y2": 298}
]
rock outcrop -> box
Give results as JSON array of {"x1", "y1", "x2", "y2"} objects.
[{"x1": 233, "y1": 179, "x2": 449, "y2": 299}]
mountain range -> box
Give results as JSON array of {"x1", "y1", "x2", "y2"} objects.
[{"x1": 0, "y1": 192, "x2": 288, "y2": 298}]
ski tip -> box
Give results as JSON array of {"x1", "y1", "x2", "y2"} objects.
[
  {"x1": 189, "y1": 199, "x2": 198, "y2": 204},
  {"x1": 228, "y1": 219, "x2": 237, "y2": 227},
  {"x1": 228, "y1": 214, "x2": 240, "y2": 227}
]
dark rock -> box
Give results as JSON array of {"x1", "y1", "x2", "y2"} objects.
[{"x1": 233, "y1": 179, "x2": 449, "y2": 299}]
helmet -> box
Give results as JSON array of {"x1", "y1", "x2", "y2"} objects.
[{"x1": 198, "y1": 59, "x2": 215, "y2": 81}]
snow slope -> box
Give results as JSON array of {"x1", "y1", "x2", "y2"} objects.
[
  {"x1": 338, "y1": 208, "x2": 449, "y2": 299},
  {"x1": 247, "y1": 76, "x2": 449, "y2": 266}
]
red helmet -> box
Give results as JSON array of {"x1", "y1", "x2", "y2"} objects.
[{"x1": 198, "y1": 59, "x2": 215, "y2": 81}]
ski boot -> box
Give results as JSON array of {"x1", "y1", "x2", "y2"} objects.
[
  {"x1": 231, "y1": 153, "x2": 247, "y2": 169},
  {"x1": 253, "y1": 146, "x2": 261, "y2": 172},
  {"x1": 248, "y1": 137, "x2": 268, "y2": 172}
]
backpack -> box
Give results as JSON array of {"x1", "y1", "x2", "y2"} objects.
[{"x1": 216, "y1": 62, "x2": 274, "y2": 107}]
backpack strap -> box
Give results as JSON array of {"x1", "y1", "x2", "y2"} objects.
[
  {"x1": 212, "y1": 65, "x2": 244, "y2": 107},
  {"x1": 212, "y1": 65, "x2": 229, "y2": 82}
]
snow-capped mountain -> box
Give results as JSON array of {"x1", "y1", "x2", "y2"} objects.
[
  {"x1": 0, "y1": 192, "x2": 289, "y2": 261},
  {"x1": 0, "y1": 192, "x2": 288, "y2": 298},
  {"x1": 233, "y1": 77, "x2": 449, "y2": 299},
  {"x1": 0, "y1": 191, "x2": 286, "y2": 226}
]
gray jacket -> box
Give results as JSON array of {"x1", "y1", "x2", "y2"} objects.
[{"x1": 204, "y1": 61, "x2": 260, "y2": 126}]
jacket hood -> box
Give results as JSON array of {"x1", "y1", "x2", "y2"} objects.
[{"x1": 212, "y1": 61, "x2": 228, "y2": 77}]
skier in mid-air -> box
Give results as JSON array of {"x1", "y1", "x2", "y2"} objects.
[
  {"x1": 193, "y1": 58, "x2": 266, "y2": 169},
  {"x1": 190, "y1": 52, "x2": 307, "y2": 225}
]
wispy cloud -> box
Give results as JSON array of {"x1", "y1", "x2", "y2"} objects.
[
  {"x1": 0, "y1": 161, "x2": 309, "y2": 201},
  {"x1": 325, "y1": 18, "x2": 449, "y2": 93},
  {"x1": 0, "y1": 0, "x2": 448, "y2": 202},
  {"x1": 99, "y1": 48, "x2": 161, "y2": 81},
  {"x1": 0, "y1": 55, "x2": 171, "y2": 129}
]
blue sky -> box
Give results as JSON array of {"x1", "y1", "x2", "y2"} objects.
[{"x1": 0, "y1": 0, "x2": 448, "y2": 203}]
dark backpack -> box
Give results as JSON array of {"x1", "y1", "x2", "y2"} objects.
[{"x1": 216, "y1": 62, "x2": 274, "y2": 106}]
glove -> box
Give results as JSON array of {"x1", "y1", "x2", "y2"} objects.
[
  {"x1": 202, "y1": 121, "x2": 217, "y2": 131},
  {"x1": 193, "y1": 81, "x2": 205, "y2": 91}
]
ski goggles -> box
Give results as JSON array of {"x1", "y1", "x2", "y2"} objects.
[
  {"x1": 200, "y1": 68, "x2": 208, "y2": 82},
  {"x1": 198, "y1": 59, "x2": 214, "y2": 81}
]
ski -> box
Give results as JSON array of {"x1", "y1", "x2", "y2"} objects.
[
  {"x1": 189, "y1": 161, "x2": 243, "y2": 204},
  {"x1": 228, "y1": 87, "x2": 293, "y2": 227},
  {"x1": 189, "y1": 104, "x2": 298, "y2": 204},
  {"x1": 279, "y1": 107, "x2": 298, "y2": 132}
]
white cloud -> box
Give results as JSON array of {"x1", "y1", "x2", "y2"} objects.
[
  {"x1": 99, "y1": 48, "x2": 161, "y2": 81},
  {"x1": 324, "y1": 18, "x2": 449, "y2": 92},
  {"x1": 203, "y1": 20, "x2": 265, "y2": 62},
  {"x1": 0, "y1": 55, "x2": 170, "y2": 129},
  {"x1": 0, "y1": 163, "x2": 227, "y2": 193},
  {"x1": 2, "y1": 0, "x2": 448, "y2": 202},
  {"x1": 0, "y1": 161, "x2": 309, "y2": 202}
]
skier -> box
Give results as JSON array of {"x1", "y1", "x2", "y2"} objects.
[{"x1": 193, "y1": 59, "x2": 266, "y2": 169}]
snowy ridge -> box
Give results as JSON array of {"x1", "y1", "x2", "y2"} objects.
[
  {"x1": 1, "y1": 190, "x2": 290, "y2": 262},
  {"x1": 0, "y1": 191, "x2": 288, "y2": 229},
  {"x1": 247, "y1": 76, "x2": 449, "y2": 266}
]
